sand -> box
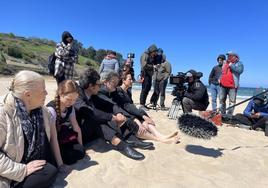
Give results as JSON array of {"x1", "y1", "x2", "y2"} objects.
[{"x1": 1, "y1": 76, "x2": 268, "y2": 188}]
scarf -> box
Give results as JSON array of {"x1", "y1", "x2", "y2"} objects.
[{"x1": 15, "y1": 97, "x2": 46, "y2": 163}]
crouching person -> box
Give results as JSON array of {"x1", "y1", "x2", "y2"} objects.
[
  {"x1": 47, "y1": 80, "x2": 85, "y2": 165},
  {"x1": 74, "y1": 68, "x2": 146, "y2": 160},
  {"x1": 182, "y1": 70, "x2": 209, "y2": 113},
  {"x1": 0, "y1": 71, "x2": 58, "y2": 188}
]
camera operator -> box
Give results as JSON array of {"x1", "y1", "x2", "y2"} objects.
[
  {"x1": 139, "y1": 44, "x2": 158, "y2": 110},
  {"x1": 182, "y1": 70, "x2": 209, "y2": 113}
]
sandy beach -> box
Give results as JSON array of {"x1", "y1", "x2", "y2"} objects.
[{"x1": 1, "y1": 76, "x2": 268, "y2": 188}]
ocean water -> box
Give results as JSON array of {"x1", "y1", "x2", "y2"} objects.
[{"x1": 132, "y1": 82, "x2": 267, "y2": 100}]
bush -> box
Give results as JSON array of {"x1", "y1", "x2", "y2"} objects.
[
  {"x1": 7, "y1": 45, "x2": 22, "y2": 58},
  {"x1": 0, "y1": 51, "x2": 6, "y2": 64},
  {"x1": 8, "y1": 33, "x2": 16, "y2": 38}
]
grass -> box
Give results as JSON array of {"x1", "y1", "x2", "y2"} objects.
[{"x1": 0, "y1": 32, "x2": 99, "y2": 75}]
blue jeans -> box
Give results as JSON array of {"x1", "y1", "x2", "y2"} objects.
[
  {"x1": 219, "y1": 87, "x2": 237, "y2": 115},
  {"x1": 210, "y1": 84, "x2": 220, "y2": 111}
]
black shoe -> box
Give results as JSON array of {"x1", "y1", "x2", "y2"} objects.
[
  {"x1": 139, "y1": 105, "x2": 149, "y2": 111},
  {"x1": 125, "y1": 139, "x2": 154, "y2": 149},
  {"x1": 119, "y1": 145, "x2": 145, "y2": 160}
]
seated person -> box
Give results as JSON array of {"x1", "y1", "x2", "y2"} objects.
[
  {"x1": 113, "y1": 71, "x2": 180, "y2": 144},
  {"x1": 0, "y1": 71, "x2": 62, "y2": 188},
  {"x1": 182, "y1": 70, "x2": 209, "y2": 113},
  {"x1": 74, "y1": 68, "x2": 149, "y2": 160},
  {"x1": 47, "y1": 80, "x2": 85, "y2": 165},
  {"x1": 233, "y1": 95, "x2": 268, "y2": 130}
]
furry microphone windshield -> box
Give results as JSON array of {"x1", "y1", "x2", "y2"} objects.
[{"x1": 178, "y1": 114, "x2": 218, "y2": 139}]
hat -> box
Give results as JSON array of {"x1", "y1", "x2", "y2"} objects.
[
  {"x1": 185, "y1": 72, "x2": 193, "y2": 77},
  {"x1": 148, "y1": 44, "x2": 158, "y2": 53},
  {"x1": 226, "y1": 51, "x2": 239, "y2": 59}
]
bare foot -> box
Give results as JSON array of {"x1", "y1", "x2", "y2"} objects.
[
  {"x1": 165, "y1": 131, "x2": 179, "y2": 139},
  {"x1": 162, "y1": 135, "x2": 180, "y2": 144}
]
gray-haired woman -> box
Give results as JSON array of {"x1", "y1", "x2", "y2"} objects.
[{"x1": 0, "y1": 70, "x2": 64, "y2": 188}]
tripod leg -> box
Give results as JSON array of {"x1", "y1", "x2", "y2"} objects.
[{"x1": 168, "y1": 103, "x2": 176, "y2": 119}]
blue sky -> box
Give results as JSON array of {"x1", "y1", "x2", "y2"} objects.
[{"x1": 1, "y1": 0, "x2": 267, "y2": 87}]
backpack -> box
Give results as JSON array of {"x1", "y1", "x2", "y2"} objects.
[{"x1": 48, "y1": 53, "x2": 56, "y2": 75}]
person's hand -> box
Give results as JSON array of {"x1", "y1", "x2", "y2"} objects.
[
  {"x1": 26, "y1": 160, "x2": 46, "y2": 176},
  {"x1": 143, "y1": 116, "x2": 155, "y2": 126},
  {"x1": 113, "y1": 113, "x2": 126, "y2": 127},
  {"x1": 137, "y1": 124, "x2": 147, "y2": 135},
  {"x1": 250, "y1": 112, "x2": 260, "y2": 119}
]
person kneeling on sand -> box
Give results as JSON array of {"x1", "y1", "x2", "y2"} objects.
[{"x1": 99, "y1": 71, "x2": 180, "y2": 144}]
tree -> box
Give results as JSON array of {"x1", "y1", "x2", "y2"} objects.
[
  {"x1": 87, "y1": 46, "x2": 96, "y2": 59},
  {"x1": 94, "y1": 49, "x2": 107, "y2": 64}
]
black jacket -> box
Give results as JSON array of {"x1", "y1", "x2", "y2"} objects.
[
  {"x1": 74, "y1": 86, "x2": 115, "y2": 125},
  {"x1": 208, "y1": 65, "x2": 222, "y2": 85},
  {"x1": 98, "y1": 86, "x2": 132, "y2": 117},
  {"x1": 184, "y1": 79, "x2": 209, "y2": 106},
  {"x1": 113, "y1": 87, "x2": 148, "y2": 120}
]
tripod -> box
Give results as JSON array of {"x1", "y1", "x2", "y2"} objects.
[{"x1": 167, "y1": 97, "x2": 184, "y2": 119}]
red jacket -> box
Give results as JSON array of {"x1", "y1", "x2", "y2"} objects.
[{"x1": 220, "y1": 63, "x2": 235, "y2": 88}]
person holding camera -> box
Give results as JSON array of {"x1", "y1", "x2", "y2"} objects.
[
  {"x1": 150, "y1": 48, "x2": 171, "y2": 110},
  {"x1": 208, "y1": 54, "x2": 226, "y2": 112},
  {"x1": 139, "y1": 44, "x2": 159, "y2": 110},
  {"x1": 182, "y1": 70, "x2": 209, "y2": 113},
  {"x1": 54, "y1": 31, "x2": 78, "y2": 84},
  {"x1": 219, "y1": 51, "x2": 244, "y2": 115}
]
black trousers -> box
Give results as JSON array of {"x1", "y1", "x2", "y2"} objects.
[
  {"x1": 140, "y1": 73, "x2": 152, "y2": 105},
  {"x1": 150, "y1": 79, "x2": 168, "y2": 107},
  {"x1": 13, "y1": 163, "x2": 57, "y2": 188},
  {"x1": 234, "y1": 113, "x2": 268, "y2": 129},
  {"x1": 182, "y1": 97, "x2": 208, "y2": 113},
  {"x1": 60, "y1": 143, "x2": 85, "y2": 165},
  {"x1": 79, "y1": 117, "x2": 138, "y2": 145}
]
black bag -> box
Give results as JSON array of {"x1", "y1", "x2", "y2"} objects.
[{"x1": 48, "y1": 53, "x2": 56, "y2": 75}]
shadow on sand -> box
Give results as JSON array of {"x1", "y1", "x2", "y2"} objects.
[{"x1": 185, "y1": 144, "x2": 223, "y2": 158}]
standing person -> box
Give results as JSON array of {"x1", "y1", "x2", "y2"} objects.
[
  {"x1": 54, "y1": 31, "x2": 78, "y2": 84},
  {"x1": 139, "y1": 44, "x2": 158, "y2": 110},
  {"x1": 99, "y1": 50, "x2": 119, "y2": 79},
  {"x1": 219, "y1": 51, "x2": 244, "y2": 115},
  {"x1": 0, "y1": 71, "x2": 64, "y2": 188},
  {"x1": 47, "y1": 80, "x2": 85, "y2": 165},
  {"x1": 208, "y1": 54, "x2": 225, "y2": 112},
  {"x1": 182, "y1": 70, "x2": 209, "y2": 113},
  {"x1": 150, "y1": 48, "x2": 171, "y2": 110}
]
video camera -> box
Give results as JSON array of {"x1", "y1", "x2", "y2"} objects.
[
  {"x1": 169, "y1": 72, "x2": 187, "y2": 100},
  {"x1": 170, "y1": 72, "x2": 186, "y2": 85},
  {"x1": 127, "y1": 53, "x2": 135, "y2": 58}
]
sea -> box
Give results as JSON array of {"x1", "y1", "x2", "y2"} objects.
[{"x1": 132, "y1": 82, "x2": 267, "y2": 100}]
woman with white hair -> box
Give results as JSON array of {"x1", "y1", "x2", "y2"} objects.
[{"x1": 0, "y1": 70, "x2": 64, "y2": 188}]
